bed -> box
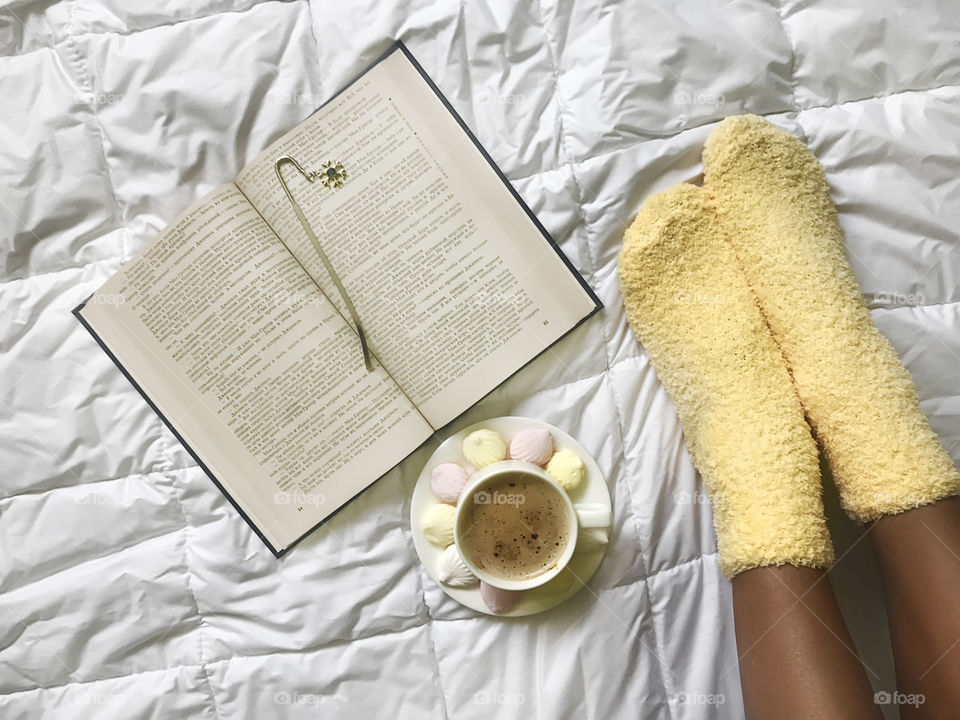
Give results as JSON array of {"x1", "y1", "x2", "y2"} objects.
[{"x1": 2, "y1": 0, "x2": 959, "y2": 717}]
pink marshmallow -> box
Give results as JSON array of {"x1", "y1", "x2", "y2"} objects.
[
  {"x1": 480, "y1": 582, "x2": 523, "y2": 613},
  {"x1": 508, "y1": 428, "x2": 554, "y2": 467},
  {"x1": 430, "y1": 462, "x2": 469, "y2": 503}
]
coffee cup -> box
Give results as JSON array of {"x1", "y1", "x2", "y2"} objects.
[{"x1": 453, "y1": 460, "x2": 610, "y2": 591}]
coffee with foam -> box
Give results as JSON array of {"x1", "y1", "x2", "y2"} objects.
[{"x1": 457, "y1": 471, "x2": 571, "y2": 581}]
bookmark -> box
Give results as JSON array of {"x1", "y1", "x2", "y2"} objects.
[{"x1": 274, "y1": 155, "x2": 374, "y2": 372}]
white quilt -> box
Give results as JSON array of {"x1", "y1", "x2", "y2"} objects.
[{"x1": 3, "y1": 1, "x2": 959, "y2": 718}]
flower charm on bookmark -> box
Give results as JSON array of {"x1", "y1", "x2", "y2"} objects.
[
  {"x1": 274, "y1": 155, "x2": 372, "y2": 372},
  {"x1": 319, "y1": 161, "x2": 347, "y2": 189}
]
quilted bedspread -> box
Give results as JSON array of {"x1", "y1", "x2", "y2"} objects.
[{"x1": 3, "y1": 1, "x2": 959, "y2": 718}]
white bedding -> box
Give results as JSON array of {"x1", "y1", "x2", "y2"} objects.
[{"x1": 2, "y1": 1, "x2": 959, "y2": 718}]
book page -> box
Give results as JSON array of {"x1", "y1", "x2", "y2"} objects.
[
  {"x1": 236, "y1": 47, "x2": 598, "y2": 428},
  {"x1": 79, "y1": 184, "x2": 432, "y2": 552}
]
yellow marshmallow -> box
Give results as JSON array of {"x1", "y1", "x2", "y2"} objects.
[
  {"x1": 462, "y1": 429, "x2": 506, "y2": 468},
  {"x1": 422, "y1": 503, "x2": 456, "y2": 547},
  {"x1": 545, "y1": 448, "x2": 585, "y2": 492}
]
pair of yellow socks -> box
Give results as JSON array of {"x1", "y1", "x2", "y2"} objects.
[{"x1": 618, "y1": 115, "x2": 960, "y2": 578}]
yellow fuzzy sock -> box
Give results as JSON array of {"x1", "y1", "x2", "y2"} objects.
[
  {"x1": 617, "y1": 183, "x2": 834, "y2": 578},
  {"x1": 703, "y1": 115, "x2": 960, "y2": 522}
]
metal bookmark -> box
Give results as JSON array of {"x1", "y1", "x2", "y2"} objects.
[{"x1": 274, "y1": 155, "x2": 373, "y2": 372}]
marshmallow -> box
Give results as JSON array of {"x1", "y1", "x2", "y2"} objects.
[
  {"x1": 479, "y1": 581, "x2": 523, "y2": 613},
  {"x1": 546, "y1": 448, "x2": 585, "y2": 492},
  {"x1": 462, "y1": 429, "x2": 506, "y2": 468},
  {"x1": 437, "y1": 545, "x2": 477, "y2": 588},
  {"x1": 508, "y1": 428, "x2": 554, "y2": 466},
  {"x1": 422, "y1": 503, "x2": 456, "y2": 547},
  {"x1": 430, "y1": 463, "x2": 469, "y2": 504}
]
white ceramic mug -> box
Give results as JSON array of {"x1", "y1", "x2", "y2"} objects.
[{"x1": 454, "y1": 460, "x2": 611, "y2": 591}]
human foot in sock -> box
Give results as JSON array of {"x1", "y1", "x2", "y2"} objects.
[
  {"x1": 617, "y1": 183, "x2": 833, "y2": 577},
  {"x1": 703, "y1": 115, "x2": 960, "y2": 522}
]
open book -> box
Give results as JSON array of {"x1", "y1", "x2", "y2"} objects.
[{"x1": 75, "y1": 42, "x2": 601, "y2": 556}]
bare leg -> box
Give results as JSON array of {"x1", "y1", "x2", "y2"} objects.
[
  {"x1": 733, "y1": 566, "x2": 880, "y2": 720},
  {"x1": 871, "y1": 497, "x2": 960, "y2": 718}
]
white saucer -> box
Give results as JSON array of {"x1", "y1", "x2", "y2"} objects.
[{"x1": 410, "y1": 416, "x2": 612, "y2": 617}]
